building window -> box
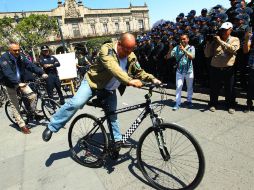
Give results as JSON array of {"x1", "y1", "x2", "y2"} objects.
[
  {"x1": 103, "y1": 23, "x2": 108, "y2": 34},
  {"x1": 90, "y1": 24, "x2": 96, "y2": 35},
  {"x1": 72, "y1": 23, "x2": 81, "y2": 38},
  {"x1": 58, "y1": 17, "x2": 63, "y2": 26},
  {"x1": 126, "y1": 21, "x2": 131, "y2": 31},
  {"x1": 138, "y1": 20, "x2": 144, "y2": 31},
  {"x1": 115, "y1": 22, "x2": 120, "y2": 32}
]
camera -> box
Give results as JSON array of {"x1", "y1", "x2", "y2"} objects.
[{"x1": 206, "y1": 30, "x2": 218, "y2": 42}]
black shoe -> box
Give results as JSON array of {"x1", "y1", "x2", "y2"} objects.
[
  {"x1": 60, "y1": 100, "x2": 65, "y2": 105},
  {"x1": 244, "y1": 105, "x2": 251, "y2": 113},
  {"x1": 115, "y1": 140, "x2": 132, "y2": 148},
  {"x1": 42, "y1": 128, "x2": 53, "y2": 142}
]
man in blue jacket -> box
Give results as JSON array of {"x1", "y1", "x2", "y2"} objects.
[{"x1": 0, "y1": 42, "x2": 48, "y2": 134}]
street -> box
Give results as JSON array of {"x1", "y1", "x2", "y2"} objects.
[{"x1": 0, "y1": 86, "x2": 254, "y2": 190}]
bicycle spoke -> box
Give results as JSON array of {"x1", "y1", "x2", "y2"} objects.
[
  {"x1": 137, "y1": 124, "x2": 205, "y2": 190},
  {"x1": 68, "y1": 114, "x2": 108, "y2": 168}
]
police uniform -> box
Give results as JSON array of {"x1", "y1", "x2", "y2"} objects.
[
  {"x1": 0, "y1": 50, "x2": 45, "y2": 130},
  {"x1": 232, "y1": 15, "x2": 250, "y2": 90},
  {"x1": 39, "y1": 45, "x2": 64, "y2": 104}
]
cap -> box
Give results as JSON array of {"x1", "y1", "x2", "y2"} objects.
[
  {"x1": 201, "y1": 8, "x2": 208, "y2": 13},
  {"x1": 178, "y1": 29, "x2": 184, "y2": 35},
  {"x1": 178, "y1": 13, "x2": 184, "y2": 18},
  {"x1": 190, "y1": 10, "x2": 196, "y2": 15},
  {"x1": 220, "y1": 22, "x2": 233, "y2": 30},
  {"x1": 191, "y1": 24, "x2": 200, "y2": 29},
  {"x1": 235, "y1": 14, "x2": 244, "y2": 20},
  {"x1": 41, "y1": 45, "x2": 49, "y2": 51},
  {"x1": 186, "y1": 13, "x2": 194, "y2": 18},
  {"x1": 167, "y1": 31, "x2": 173, "y2": 36},
  {"x1": 213, "y1": 4, "x2": 222, "y2": 9}
]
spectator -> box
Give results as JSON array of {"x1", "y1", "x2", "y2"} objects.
[
  {"x1": 243, "y1": 30, "x2": 254, "y2": 112},
  {"x1": 166, "y1": 34, "x2": 195, "y2": 110},
  {"x1": 204, "y1": 22, "x2": 240, "y2": 114}
]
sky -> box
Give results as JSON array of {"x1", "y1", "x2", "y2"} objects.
[{"x1": 0, "y1": 0, "x2": 251, "y2": 26}]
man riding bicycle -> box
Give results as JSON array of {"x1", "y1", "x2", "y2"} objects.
[
  {"x1": 0, "y1": 42, "x2": 48, "y2": 134},
  {"x1": 42, "y1": 33, "x2": 161, "y2": 143}
]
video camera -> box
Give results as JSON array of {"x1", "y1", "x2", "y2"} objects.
[{"x1": 206, "y1": 29, "x2": 219, "y2": 42}]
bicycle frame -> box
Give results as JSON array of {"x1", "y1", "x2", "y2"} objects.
[{"x1": 96, "y1": 96, "x2": 158, "y2": 144}]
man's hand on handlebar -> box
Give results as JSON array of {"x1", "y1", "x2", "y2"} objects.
[
  {"x1": 152, "y1": 78, "x2": 162, "y2": 85},
  {"x1": 128, "y1": 79, "x2": 143, "y2": 88}
]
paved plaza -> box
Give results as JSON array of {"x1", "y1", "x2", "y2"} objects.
[{"x1": 0, "y1": 87, "x2": 254, "y2": 190}]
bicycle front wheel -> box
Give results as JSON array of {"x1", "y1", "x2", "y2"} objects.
[
  {"x1": 68, "y1": 113, "x2": 108, "y2": 168},
  {"x1": 41, "y1": 98, "x2": 60, "y2": 121},
  {"x1": 137, "y1": 123, "x2": 205, "y2": 190}
]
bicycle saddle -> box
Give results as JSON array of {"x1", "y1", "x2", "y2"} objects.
[
  {"x1": 87, "y1": 89, "x2": 113, "y2": 108},
  {"x1": 87, "y1": 98, "x2": 104, "y2": 108}
]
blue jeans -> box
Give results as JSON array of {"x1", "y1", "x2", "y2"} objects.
[{"x1": 48, "y1": 79, "x2": 122, "y2": 141}]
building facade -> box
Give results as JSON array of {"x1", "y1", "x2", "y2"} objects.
[{"x1": 0, "y1": 0, "x2": 150, "y2": 53}]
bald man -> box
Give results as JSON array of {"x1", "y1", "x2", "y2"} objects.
[
  {"x1": 0, "y1": 42, "x2": 47, "y2": 134},
  {"x1": 42, "y1": 33, "x2": 161, "y2": 142}
]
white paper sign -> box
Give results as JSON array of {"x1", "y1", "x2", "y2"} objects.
[{"x1": 53, "y1": 52, "x2": 77, "y2": 80}]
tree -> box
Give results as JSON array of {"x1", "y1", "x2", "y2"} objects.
[
  {"x1": 0, "y1": 17, "x2": 18, "y2": 49},
  {"x1": 86, "y1": 36, "x2": 112, "y2": 52},
  {"x1": 0, "y1": 14, "x2": 58, "y2": 61}
]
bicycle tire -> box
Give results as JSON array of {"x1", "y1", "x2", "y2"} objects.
[
  {"x1": 137, "y1": 123, "x2": 205, "y2": 190},
  {"x1": 0, "y1": 86, "x2": 8, "y2": 102},
  {"x1": 41, "y1": 98, "x2": 60, "y2": 121},
  {"x1": 5, "y1": 100, "x2": 28, "y2": 125},
  {"x1": 68, "y1": 113, "x2": 108, "y2": 168}
]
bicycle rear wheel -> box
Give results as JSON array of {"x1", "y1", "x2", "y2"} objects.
[
  {"x1": 68, "y1": 113, "x2": 108, "y2": 168},
  {"x1": 137, "y1": 123, "x2": 205, "y2": 190},
  {"x1": 5, "y1": 100, "x2": 28, "y2": 125},
  {"x1": 41, "y1": 98, "x2": 60, "y2": 121}
]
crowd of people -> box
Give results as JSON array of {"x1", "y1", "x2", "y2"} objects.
[{"x1": 134, "y1": 0, "x2": 254, "y2": 113}]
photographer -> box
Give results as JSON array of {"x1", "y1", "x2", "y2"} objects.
[
  {"x1": 204, "y1": 22, "x2": 240, "y2": 114},
  {"x1": 166, "y1": 34, "x2": 195, "y2": 110}
]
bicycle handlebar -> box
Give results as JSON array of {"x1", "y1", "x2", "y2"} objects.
[{"x1": 142, "y1": 82, "x2": 167, "y2": 90}]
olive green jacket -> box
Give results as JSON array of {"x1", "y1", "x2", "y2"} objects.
[{"x1": 85, "y1": 41, "x2": 155, "y2": 95}]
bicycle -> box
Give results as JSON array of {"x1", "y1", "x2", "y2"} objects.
[
  {"x1": 5, "y1": 78, "x2": 60, "y2": 125},
  {"x1": 68, "y1": 83, "x2": 205, "y2": 190}
]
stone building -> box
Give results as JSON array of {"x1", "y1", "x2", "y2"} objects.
[{"x1": 0, "y1": 0, "x2": 150, "y2": 53}]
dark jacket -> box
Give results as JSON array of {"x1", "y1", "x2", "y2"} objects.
[
  {"x1": 0, "y1": 52, "x2": 44, "y2": 88},
  {"x1": 39, "y1": 55, "x2": 60, "y2": 75}
]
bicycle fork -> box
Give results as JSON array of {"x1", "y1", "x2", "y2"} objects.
[{"x1": 152, "y1": 117, "x2": 170, "y2": 161}]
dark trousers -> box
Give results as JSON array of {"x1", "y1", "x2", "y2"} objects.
[
  {"x1": 46, "y1": 74, "x2": 64, "y2": 101},
  {"x1": 246, "y1": 69, "x2": 254, "y2": 106},
  {"x1": 209, "y1": 66, "x2": 236, "y2": 108}
]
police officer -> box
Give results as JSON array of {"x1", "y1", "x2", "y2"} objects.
[
  {"x1": 0, "y1": 42, "x2": 47, "y2": 134},
  {"x1": 247, "y1": 0, "x2": 254, "y2": 30},
  {"x1": 39, "y1": 45, "x2": 65, "y2": 105},
  {"x1": 232, "y1": 14, "x2": 250, "y2": 90}
]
